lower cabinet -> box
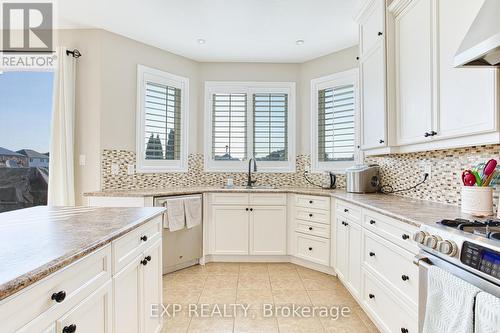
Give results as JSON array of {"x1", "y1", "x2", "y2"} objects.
[
  {"x1": 210, "y1": 205, "x2": 250, "y2": 254},
  {"x1": 250, "y1": 206, "x2": 287, "y2": 255},
  {"x1": 335, "y1": 216, "x2": 362, "y2": 299}
]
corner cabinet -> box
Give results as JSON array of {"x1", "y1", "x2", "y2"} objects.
[
  {"x1": 389, "y1": 0, "x2": 499, "y2": 149},
  {"x1": 358, "y1": 0, "x2": 389, "y2": 150}
]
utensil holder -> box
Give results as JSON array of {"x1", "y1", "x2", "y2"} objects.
[{"x1": 461, "y1": 186, "x2": 493, "y2": 217}]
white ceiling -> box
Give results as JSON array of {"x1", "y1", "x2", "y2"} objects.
[{"x1": 57, "y1": 0, "x2": 361, "y2": 63}]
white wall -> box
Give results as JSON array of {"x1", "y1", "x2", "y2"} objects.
[{"x1": 55, "y1": 29, "x2": 358, "y2": 201}]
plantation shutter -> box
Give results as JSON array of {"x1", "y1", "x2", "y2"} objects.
[
  {"x1": 318, "y1": 84, "x2": 355, "y2": 162},
  {"x1": 144, "y1": 82, "x2": 181, "y2": 160},
  {"x1": 212, "y1": 93, "x2": 247, "y2": 161},
  {"x1": 253, "y1": 93, "x2": 288, "y2": 161}
]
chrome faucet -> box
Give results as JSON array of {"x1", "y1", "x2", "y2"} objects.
[{"x1": 247, "y1": 158, "x2": 257, "y2": 188}]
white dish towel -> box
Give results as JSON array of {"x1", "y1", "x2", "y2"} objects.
[
  {"x1": 475, "y1": 291, "x2": 500, "y2": 333},
  {"x1": 184, "y1": 196, "x2": 202, "y2": 229},
  {"x1": 165, "y1": 198, "x2": 185, "y2": 232},
  {"x1": 422, "y1": 266, "x2": 480, "y2": 333}
]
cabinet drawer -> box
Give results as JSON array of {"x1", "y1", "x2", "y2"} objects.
[
  {"x1": 336, "y1": 200, "x2": 361, "y2": 221},
  {"x1": 112, "y1": 216, "x2": 161, "y2": 274},
  {"x1": 363, "y1": 209, "x2": 419, "y2": 254},
  {"x1": 295, "y1": 233, "x2": 330, "y2": 266},
  {"x1": 363, "y1": 230, "x2": 418, "y2": 309},
  {"x1": 362, "y1": 268, "x2": 417, "y2": 333},
  {"x1": 249, "y1": 193, "x2": 286, "y2": 206},
  {"x1": 295, "y1": 220, "x2": 330, "y2": 239},
  {"x1": 0, "y1": 245, "x2": 111, "y2": 333},
  {"x1": 210, "y1": 193, "x2": 249, "y2": 205},
  {"x1": 295, "y1": 207, "x2": 330, "y2": 225},
  {"x1": 295, "y1": 195, "x2": 330, "y2": 211}
]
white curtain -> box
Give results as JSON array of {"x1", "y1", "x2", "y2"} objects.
[{"x1": 48, "y1": 47, "x2": 76, "y2": 206}]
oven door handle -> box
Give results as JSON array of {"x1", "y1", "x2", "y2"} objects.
[{"x1": 413, "y1": 253, "x2": 432, "y2": 268}]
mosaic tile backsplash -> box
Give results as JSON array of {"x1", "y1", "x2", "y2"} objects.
[
  {"x1": 102, "y1": 151, "x2": 344, "y2": 190},
  {"x1": 102, "y1": 144, "x2": 499, "y2": 209}
]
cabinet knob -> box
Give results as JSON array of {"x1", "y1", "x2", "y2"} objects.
[
  {"x1": 378, "y1": 31, "x2": 383, "y2": 36},
  {"x1": 345, "y1": 222, "x2": 349, "y2": 226},
  {"x1": 356, "y1": 56, "x2": 359, "y2": 60},
  {"x1": 401, "y1": 275, "x2": 409, "y2": 281},
  {"x1": 401, "y1": 328, "x2": 409, "y2": 333},
  {"x1": 402, "y1": 234, "x2": 410, "y2": 240},
  {"x1": 308, "y1": 247, "x2": 313, "y2": 251},
  {"x1": 51, "y1": 290, "x2": 66, "y2": 303},
  {"x1": 146, "y1": 255, "x2": 152, "y2": 262},
  {"x1": 246, "y1": 208, "x2": 249, "y2": 211},
  {"x1": 308, "y1": 227, "x2": 313, "y2": 231},
  {"x1": 369, "y1": 293, "x2": 375, "y2": 299},
  {"x1": 369, "y1": 252, "x2": 376, "y2": 257},
  {"x1": 141, "y1": 259, "x2": 148, "y2": 266},
  {"x1": 369, "y1": 220, "x2": 376, "y2": 225},
  {"x1": 430, "y1": 131, "x2": 437, "y2": 136},
  {"x1": 379, "y1": 139, "x2": 385, "y2": 144},
  {"x1": 309, "y1": 213, "x2": 313, "y2": 217},
  {"x1": 140, "y1": 235, "x2": 148, "y2": 242},
  {"x1": 63, "y1": 324, "x2": 77, "y2": 333},
  {"x1": 250, "y1": 208, "x2": 253, "y2": 211},
  {"x1": 309, "y1": 200, "x2": 313, "y2": 204},
  {"x1": 344, "y1": 208, "x2": 349, "y2": 213},
  {"x1": 424, "y1": 132, "x2": 430, "y2": 137}
]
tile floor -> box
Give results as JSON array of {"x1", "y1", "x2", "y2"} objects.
[{"x1": 162, "y1": 262, "x2": 379, "y2": 333}]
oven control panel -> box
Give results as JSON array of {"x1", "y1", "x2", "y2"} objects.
[{"x1": 461, "y1": 241, "x2": 500, "y2": 279}]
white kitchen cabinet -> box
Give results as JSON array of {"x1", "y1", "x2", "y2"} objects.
[
  {"x1": 250, "y1": 206, "x2": 287, "y2": 255},
  {"x1": 335, "y1": 216, "x2": 362, "y2": 299},
  {"x1": 113, "y1": 255, "x2": 142, "y2": 333},
  {"x1": 436, "y1": 0, "x2": 498, "y2": 139},
  {"x1": 394, "y1": 0, "x2": 435, "y2": 145},
  {"x1": 142, "y1": 239, "x2": 162, "y2": 333},
  {"x1": 57, "y1": 281, "x2": 113, "y2": 333},
  {"x1": 210, "y1": 205, "x2": 249, "y2": 255}
]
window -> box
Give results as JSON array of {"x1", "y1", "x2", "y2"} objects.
[
  {"x1": 205, "y1": 82, "x2": 295, "y2": 172},
  {"x1": 136, "y1": 65, "x2": 189, "y2": 172},
  {"x1": 311, "y1": 69, "x2": 359, "y2": 172},
  {"x1": 0, "y1": 71, "x2": 54, "y2": 212}
]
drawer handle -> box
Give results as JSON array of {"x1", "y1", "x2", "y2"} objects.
[
  {"x1": 146, "y1": 255, "x2": 152, "y2": 262},
  {"x1": 344, "y1": 208, "x2": 349, "y2": 213},
  {"x1": 246, "y1": 208, "x2": 249, "y2": 211},
  {"x1": 63, "y1": 324, "x2": 77, "y2": 333},
  {"x1": 308, "y1": 247, "x2": 313, "y2": 251},
  {"x1": 401, "y1": 275, "x2": 409, "y2": 281},
  {"x1": 369, "y1": 293, "x2": 375, "y2": 299},
  {"x1": 140, "y1": 235, "x2": 148, "y2": 242},
  {"x1": 308, "y1": 227, "x2": 313, "y2": 231},
  {"x1": 51, "y1": 290, "x2": 66, "y2": 303},
  {"x1": 401, "y1": 328, "x2": 409, "y2": 333},
  {"x1": 369, "y1": 220, "x2": 376, "y2": 225},
  {"x1": 344, "y1": 222, "x2": 349, "y2": 226},
  {"x1": 378, "y1": 31, "x2": 383, "y2": 36},
  {"x1": 250, "y1": 208, "x2": 253, "y2": 212},
  {"x1": 141, "y1": 258, "x2": 148, "y2": 266},
  {"x1": 309, "y1": 200, "x2": 313, "y2": 204},
  {"x1": 369, "y1": 252, "x2": 376, "y2": 257},
  {"x1": 402, "y1": 234, "x2": 410, "y2": 240},
  {"x1": 309, "y1": 213, "x2": 313, "y2": 217}
]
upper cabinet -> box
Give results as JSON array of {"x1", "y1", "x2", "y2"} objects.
[
  {"x1": 358, "y1": 0, "x2": 389, "y2": 150},
  {"x1": 357, "y1": 0, "x2": 499, "y2": 155}
]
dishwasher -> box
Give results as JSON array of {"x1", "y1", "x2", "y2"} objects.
[{"x1": 154, "y1": 194, "x2": 203, "y2": 274}]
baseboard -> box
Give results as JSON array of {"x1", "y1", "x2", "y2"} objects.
[{"x1": 202, "y1": 254, "x2": 336, "y2": 275}]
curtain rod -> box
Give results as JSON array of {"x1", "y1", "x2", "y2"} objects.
[{"x1": 66, "y1": 49, "x2": 82, "y2": 58}]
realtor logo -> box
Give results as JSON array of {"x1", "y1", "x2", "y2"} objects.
[{"x1": 2, "y1": 2, "x2": 53, "y2": 52}]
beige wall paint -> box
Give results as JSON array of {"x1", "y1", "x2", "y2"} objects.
[
  {"x1": 299, "y1": 46, "x2": 359, "y2": 153},
  {"x1": 54, "y1": 29, "x2": 357, "y2": 201}
]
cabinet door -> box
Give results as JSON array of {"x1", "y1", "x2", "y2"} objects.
[
  {"x1": 210, "y1": 205, "x2": 249, "y2": 255},
  {"x1": 335, "y1": 217, "x2": 349, "y2": 281},
  {"x1": 143, "y1": 239, "x2": 162, "y2": 333},
  {"x1": 113, "y1": 255, "x2": 142, "y2": 333},
  {"x1": 360, "y1": 42, "x2": 387, "y2": 149},
  {"x1": 347, "y1": 221, "x2": 362, "y2": 299},
  {"x1": 250, "y1": 206, "x2": 286, "y2": 255},
  {"x1": 395, "y1": 0, "x2": 434, "y2": 145},
  {"x1": 437, "y1": 0, "x2": 497, "y2": 139},
  {"x1": 359, "y1": 0, "x2": 385, "y2": 57},
  {"x1": 57, "y1": 281, "x2": 112, "y2": 333}
]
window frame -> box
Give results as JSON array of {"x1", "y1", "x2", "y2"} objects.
[
  {"x1": 136, "y1": 65, "x2": 189, "y2": 173},
  {"x1": 204, "y1": 81, "x2": 296, "y2": 172},
  {"x1": 310, "y1": 69, "x2": 360, "y2": 173}
]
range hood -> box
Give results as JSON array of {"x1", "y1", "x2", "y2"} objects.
[{"x1": 454, "y1": 0, "x2": 500, "y2": 67}]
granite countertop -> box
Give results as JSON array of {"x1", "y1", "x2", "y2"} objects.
[
  {"x1": 0, "y1": 205, "x2": 165, "y2": 301},
  {"x1": 84, "y1": 187, "x2": 481, "y2": 228}
]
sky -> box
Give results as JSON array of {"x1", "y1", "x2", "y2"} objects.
[{"x1": 0, "y1": 71, "x2": 54, "y2": 153}]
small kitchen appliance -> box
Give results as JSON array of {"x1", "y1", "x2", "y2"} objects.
[{"x1": 345, "y1": 164, "x2": 380, "y2": 193}]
